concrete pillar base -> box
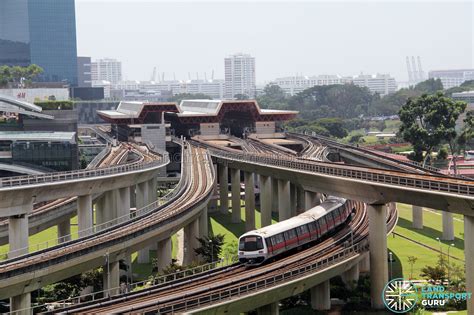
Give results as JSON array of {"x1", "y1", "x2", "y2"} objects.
[
  {"x1": 304, "y1": 190, "x2": 320, "y2": 210},
  {"x1": 137, "y1": 247, "x2": 151, "y2": 264},
  {"x1": 183, "y1": 219, "x2": 199, "y2": 265},
  {"x1": 157, "y1": 237, "x2": 172, "y2": 273},
  {"x1": 218, "y1": 164, "x2": 229, "y2": 214},
  {"x1": 244, "y1": 171, "x2": 255, "y2": 231},
  {"x1": 199, "y1": 206, "x2": 209, "y2": 238},
  {"x1": 259, "y1": 175, "x2": 272, "y2": 227},
  {"x1": 271, "y1": 177, "x2": 279, "y2": 216},
  {"x1": 296, "y1": 185, "x2": 305, "y2": 214},
  {"x1": 57, "y1": 219, "x2": 71, "y2": 243},
  {"x1": 311, "y1": 280, "x2": 331, "y2": 311},
  {"x1": 342, "y1": 264, "x2": 359, "y2": 289},
  {"x1": 8, "y1": 213, "x2": 29, "y2": 258},
  {"x1": 256, "y1": 302, "x2": 279, "y2": 315},
  {"x1": 278, "y1": 179, "x2": 291, "y2": 221},
  {"x1": 359, "y1": 252, "x2": 370, "y2": 273},
  {"x1": 231, "y1": 168, "x2": 241, "y2": 223},
  {"x1": 103, "y1": 260, "x2": 120, "y2": 296},
  {"x1": 10, "y1": 293, "x2": 31, "y2": 315},
  {"x1": 442, "y1": 211, "x2": 454, "y2": 241},
  {"x1": 412, "y1": 205, "x2": 423, "y2": 229},
  {"x1": 78, "y1": 194, "x2": 93, "y2": 237},
  {"x1": 368, "y1": 204, "x2": 388, "y2": 310},
  {"x1": 290, "y1": 183, "x2": 296, "y2": 217}
]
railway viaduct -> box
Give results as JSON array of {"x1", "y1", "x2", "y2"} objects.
[{"x1": 208, "y1": 149, "x2": 474, "y2": 313}]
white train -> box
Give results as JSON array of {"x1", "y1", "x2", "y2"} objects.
[{"x1": 238, "y1": 196, "x2": 355, "y2": 265}]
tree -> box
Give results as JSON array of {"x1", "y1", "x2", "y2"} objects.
[
  {"x1": 194, "y1": 234, "x2": 225, "y2": 263},
  {"x1": 317, "y1": 118, "x2": 348, "y2": 138},
  {"x1": 257, "y1": 84, "x2": 288, "y2": 109},
  {"x1": 413, "y1": 78, "x2": 443, "y2": 94},
  {"x1": 420, "y1": 265, "x2": 446, "y2": 282},
  {"x1": 398, "y1": 92, "x2": 467, "y2": 166},
  {"x1": 407, "y1": 256, "x2": 418, "y2": 280},
  {"x1": 234, "y1": 93, "x2": 249, "y2": 100}
]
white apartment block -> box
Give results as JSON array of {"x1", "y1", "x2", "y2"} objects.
[
  {"x1": 273, "y1": 73, "x2": 397, "y2": 96},
  {"x1": 273, "y1": 75, "x2": 350, "y2": 95},
  {"x1": 224, "y1": 53, "x2": 256, "y2": 99},
  {"x1": 351, "y1": 73, "x2": 397, "y2": 96},
  {"x1": 428, "y1": 69, "x2": 474, "y2": 89},
  {"x1": 91, "y1": 58, "x2": 122, "y2": 85},
  {"x1": 112, "y1": 79, "x2": 225, "y2": 99}
]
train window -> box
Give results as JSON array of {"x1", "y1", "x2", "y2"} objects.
[
  {"x1": 320, "y1": 216, "x2": 327, "y2": 229},
  {"x1": 308, "y1": 222, "x2": 317, "y2": 232},
  {"x1": 239, "y1": 236, "x2": 264, "y2": 251},
  {"x1": 298, "y1": 225, "x2": 309, "y2": 235}
]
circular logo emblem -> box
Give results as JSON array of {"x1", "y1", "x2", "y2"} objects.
[{"x1": 382, "y1": 278, "x2": 418, "y2": 313}]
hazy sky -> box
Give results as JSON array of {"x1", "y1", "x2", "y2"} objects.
[{"x1": 75, "y1": 1, "x2": 473, "y2": 83}]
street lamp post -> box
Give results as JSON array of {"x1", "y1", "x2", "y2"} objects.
[
  {"x1": 447, "y1": 243, "x2": 454, "y2": 284},
  {"x1": 436, "y1": 237, "x2": 443, "y2": 255},
  {"x1": 209, "y1": 239, "x2": 213, "y2": 263},
  {"x1": 389, "y1": 252, "x2": 393, "y2": 280}
]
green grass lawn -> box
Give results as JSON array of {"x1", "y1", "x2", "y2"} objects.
[{"x1": 388, "y1": 203, "x2": 465, "y2": 280}]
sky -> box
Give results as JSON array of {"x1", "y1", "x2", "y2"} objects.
[{"x1": 75, "y1": 0, "x2": 474, "y2": 84}]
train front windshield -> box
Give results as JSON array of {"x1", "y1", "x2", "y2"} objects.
[{"x1": 239, "y1": 235, "x2": 264, "y2": 251}]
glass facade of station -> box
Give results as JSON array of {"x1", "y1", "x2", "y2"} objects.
[{"x1": 0, "y1": 0, "x2": 78, "y2": 85}]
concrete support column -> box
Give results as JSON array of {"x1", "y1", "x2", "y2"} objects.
[
  {"x1": 78, "y1": 194, "x2": 93, "y2": 237},
  {"x1": 118, "y1": 187, "x2": 131, "y2": 219},
  {"x1": 103, "y1": 260, "x2": 120, "y2": 296},
  {"x1": 156, "y1": 237, "x2": 172, "y2": 273},
  {"x1": 218, "y1": 164, "x2": 229, "y2": 214},
  {"x1": 359, "y1": 252, "x2": 370, "y2": 273},
  {"x1": 278, "y1": 179, "x2": 291, "y2": 221},
  {"x1": 310, "y1": 280, "x2": 330, "y2": 311},
  {"x1": 199, "y1": 206, "x2": 209, "y2": 238},
  {"x1": 442, "y1": 211, "x2": 455, "y2": 241},
  {"x1": 296, "y1": 185, "x2": 305, "y2": 214},
  {"x1": 183, "y1": 219, "x2": 199, "y2": 265},
  {"x1": 290, "y1": 183, "x2": 296, "y2": 217},
  {"x1": 368, "y1": 203, "x2": 388, "y2": 310},
  {"x1": 209, "y1": 164, "x2": 218, "y2": 212},
  {"x1": 304, "y1": 190, "x2": 320, "y2": 210},
  {"x1": 259, "y1": 175, "x2": 272, "y2": 227},
  {"x1": 103, "y1": 189, "x2": 118, "y2": 224},
  {"x1": 8, "y1": 214, "x2": 29, "y2": 258},
  {"x1": 464, "y1": 215, "x2": 474, "y2": 314},
  {"x1": 244, "y1": 171, "x2": 255, "y2": 231},
  {"x1": 94, "y1": 196, "x2": 105, "y2": 227},
  {"x1": 136, "y1": 181, "x2": 150, "y2": 264},
  {"x1": 57, "y1": 219, "x2": 71, "y2": 243},
  {"x1": 130, "y1": 186, "x2": 136, "y2": 209},
  {"x1": 10, "y1": 293, "x2": 31, "y2": 315},
  {"x1": 412, "y1": 205, "x2": 423, "y2": 229},
  {"x1": 256, "y1": 302, "x2": 279, "y2": 315},
  {"x1": 271, "y1": 177, "x2": 279, "y2": 216},
  {"x1": 342, "y1": 263, "x2": 360, "y2": 289},
  {"x1": 147, "y1": 178, "x2": 157, "y2": 204},
  {"x1": 231, "y1": 168, "x2": 241, "y2": 223}
]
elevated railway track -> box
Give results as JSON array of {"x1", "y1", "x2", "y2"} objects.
[{"x1": 53, "y1": 200, "x2": 397, "y2": 314}]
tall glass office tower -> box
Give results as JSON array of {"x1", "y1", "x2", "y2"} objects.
[{"x1": 0, "y1": 0, "x2": 78, "y2": 85}]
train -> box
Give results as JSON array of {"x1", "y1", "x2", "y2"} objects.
[{"x1": 238, "y1": 196, "x2": 356, "y2": 265}]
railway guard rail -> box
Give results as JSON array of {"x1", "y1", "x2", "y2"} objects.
[
  {"x1": 0, "y1": 154, "x2": 169, "y2": 189},
  {"x1": 139, "y1": 241, "x2": 368, "y2": 314},
  {"x1": 210, "y1": 150, "x2": 474, "y2": 196},
  {"x1": 26, "y1": 258, "x2": 233, "y2": 313}
]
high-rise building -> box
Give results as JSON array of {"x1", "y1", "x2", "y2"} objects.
[
  {"x1": 428, "y1": 69, "x2": 474, "y2": 89},
  {"x1": 224, "y1": 53, "x2": 256, "y2": 99},
  {"x1": 77, "y1": 57, "x2": 92, "y2": 87},
  {"x1": 0, "y1": 0, "x2": 78, "y2": 85},
  {"x1": 91, "y1": 58, "x2": 122, "y2": 84}
]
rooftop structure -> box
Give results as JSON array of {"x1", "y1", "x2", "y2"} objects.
[
  {"x1": 428, "y1": 69, "x2": 474, "y2": 89},
  {"x1": 0, "y1": 131, "x2": 76, "y2": 143},
  {"x1": 98, "y1": 99, "x2": 297, "y2": 138},
  {"x1": 0, "y1": 93, "x2": 53, "y2": 119}
]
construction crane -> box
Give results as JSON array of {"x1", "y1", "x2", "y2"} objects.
[
  {"x1": 406, "y1": 57, "x2": 413, "y2": 85},
  {"x1": 411, "y1": 56, "x2": 419, "y2": 83},
  {"x1": 417, "y1": 56, "x2": 424, "y2": 81}
]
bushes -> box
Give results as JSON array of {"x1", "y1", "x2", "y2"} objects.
[{"x1": 34, "y1": 100, "x2": 74, "y2": 110}]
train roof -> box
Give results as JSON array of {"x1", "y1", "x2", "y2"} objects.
[{"x1": 242, "y1": 196, "x2": 346, "y2": 239}]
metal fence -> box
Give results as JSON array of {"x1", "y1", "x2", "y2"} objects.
[{"x1": 211, "y1": 150, "x2": 474, "y2": 196}]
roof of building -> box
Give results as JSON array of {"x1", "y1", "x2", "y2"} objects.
[
  {"x1": 97, "y1": 99, "x2": 298, "y2": 124},
  {"x1": 0, "y1": 93, "x2": 54, "y2": 119},
  {"x1": 0, "y1": 131, "x2": 76, "y2": 143}
]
